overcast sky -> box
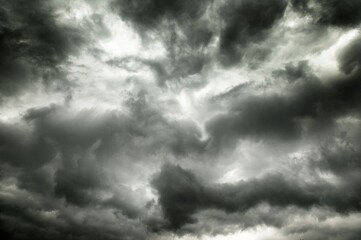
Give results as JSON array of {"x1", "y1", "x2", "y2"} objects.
[{"x1": 1, "y1": 0, "x2": 361, "y2": 239}]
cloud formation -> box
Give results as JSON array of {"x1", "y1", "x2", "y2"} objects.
[
  {"x1": 0, "y1": 0, "x2": 86, "y2": 98},
  {"x1": 291, "y1": 0, "x2": 361, "y2": 27},
  {"x1": 1, "y1": 0, "x2": 361, "y2": 240},
  {"x1": 152, "y1": 160, "x2": 361, "y2": 230},
  {"x1": 218, "y1": 0, "x2": 287, "y2": 65}
]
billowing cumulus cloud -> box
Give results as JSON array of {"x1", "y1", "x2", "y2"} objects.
[{"x1": 1, "y1": 0, "x2": 361, "y2": 240}]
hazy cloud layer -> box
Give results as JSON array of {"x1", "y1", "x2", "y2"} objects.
[{"x1": 1, "y1": 0, "x2": 361, "y2": 240}]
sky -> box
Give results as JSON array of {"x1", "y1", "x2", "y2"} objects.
[{"x1": 1, "y1": 0, "x2": 361, "y2": 239}]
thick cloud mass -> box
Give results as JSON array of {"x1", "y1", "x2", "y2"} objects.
[
  {"x1": 152, "y1": 162, "x2": 361, "y2": 230},
  {"x1": 219, "y1": 0, "x2": 287, "y2": 65},
  {"x1": 1, "y1": 0, "x2": 361, "y2": 240},
  {"x1": 206, "y1": 57, "x2": 361, "y2": 150},
  {"x1": 0, "y1": 0, "x2": 85, "y2": 98},
  {"x1": 111, "y1": 0, "x2": 207, "y2": 29},
  {"x1": 291, "y1": 0, "x2": 361, "y2": 27}
]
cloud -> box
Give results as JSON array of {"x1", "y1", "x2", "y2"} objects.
[
  {"x1": 218, "y1": 0, "x2": 287, "y2": 66},
  {"x1": 0, "y1": 0, "x2": 86, "y2": 97},
  {"x1": 111, "y1": 0, "x2": 289, "y2": 82},
  {"x1": 312, "y1": 142, "x2": 361, "y2": 177},
  {"x1": 152, "y1": 162, "x2": 361, "y2": 231},
  {"x1": 2, "y1": 0, "x2": 361, "y2": 239},
  {"x1": 111, "y1": 0, "x2": 208, "y2": 30},
  {"x1": 291, "y1": 0, "x2": 361, "y2": 27},
  {"x1": 151, "y1": 164, "x2": 206, "y2": 229},
  {"x1": 17, "y1": 168, "x2": 54, "y2": 196},
  {"x1": 0, "y1": 97, "x2": 205, "y2": 205},
  {"x1": 0, "y1": 122, "x2": 56, "y2": 169},
  {"x1": 338, "y1": 34, "x2": 361, "y2": 74},
  {"x1": 206, "y1": 47, "x2": 361, "y2": 150},
  {"x1": 0, "y1": 196, "x2": 148, "y2": 240}
]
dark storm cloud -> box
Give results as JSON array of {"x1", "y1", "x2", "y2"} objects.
[
  {"x1": 151, "y1": 164, "x2": 206, "y2": 229},
  {"x1": 1, "y1": 96, "x2": 206, "y2": 200},
  {"x1": 104, "y1": 194, "x2": 141, "y2": 219},
  {"x1": 0, "y1": 197, "x2": 147, "y2": 240},
  {"x1": 111, "y1": 0, "x2": 208, "y2": 31},
  {"x1": 0, "y1": 101, "x2": 205, "y2": 239},
  {"x1": 338, "y1": 34, "x2": 361, "y2": 74},
  {"x1": 291, "y1": 0, "x2": 361, "y2": 27},
  {"x1": 0, "y1": 0, "x2": 85, "y2": 97},
  {"x1": 152, "y1": 164, "x2": 316, "y2": 230},
  {"x1": 1, "y1": 106, "x2": 117, "y2": 208},
  {"x1": 113, "y1": 0, "x2": 288, "y2": 67},
  {"x1": 152, "y1": 164, "x2": 361, "y2": 231},
  {"x1": 111, "y1": 0, "x2": 213, "y2": 86},
  {"x1": 17, "y1": 168, "x2": 54, "y2": 196},
  {"x1": 207, "y1": 39, "x2": 361, "y2": 150},
  {"x1": 0, "y1": 100, "x2": 208, "y2": 239},
  {"x1": 23, "y1": 94, "x2": 206, "y2": 161},
  {"x1": 218, "y1": 0, "x2": 287, "y2": 66},
  {"x1": 110, "y1": 0, "x2": 212, "y2": 51},
  {"x1": 25, "y1": 105, "x2": 122, "y2": 148},
  {"x1": 312, "y1": 142, "x2": 361, "y2": 176},
  {"x1": 54, "y1": 158, "x2": 106, "y2": 207},
  {"x1": 306, "y1": 127, "x2": 361, "y2": 195},
  {"x1": 0, "y1": 122, "x2": 57, "y2": 169}
]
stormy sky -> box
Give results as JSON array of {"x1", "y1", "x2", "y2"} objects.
[{"x1": 1, "y1": 0, "x2": 361, "y2": 239}]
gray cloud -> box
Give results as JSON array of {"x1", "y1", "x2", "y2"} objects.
[
  {"x1": 111, "y1": 0, "x2": 209, "y2": 31},
  {"x1": 338, "y1": 34, "x2": 361, "y2": 74},
  {"x1": 111, "y1": 0, "x2": 212, "y2": 86},
  {"x1": 218, "y1": 0, "x2": 287, "y2": 66},
  {"x1": 291, "y1": 0, "x2": 361, "y2": 27},
  {"x1": 0, "y1": 197, "x2": 148, "y2": 240},
  {"x1": 207, "y1": 49, "x2": 361, "y2": 150},
  {"x1": 0, "y1": 0, "x2": 86, "y2": 98},
  {"x1": 0, "y1": 122, "x2": 56, "y2": 169},
  {"x1": 152, "y1": 162, "x2": 361, "y2": 231}
]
